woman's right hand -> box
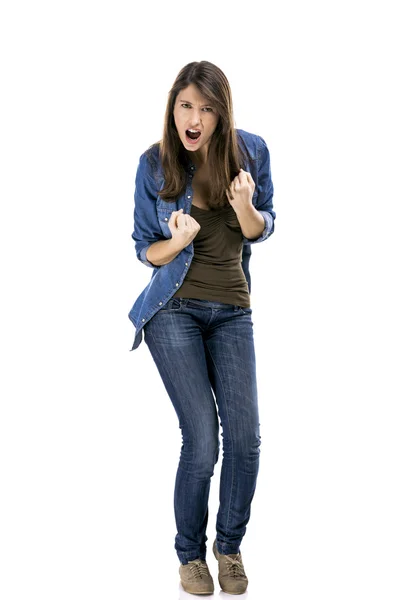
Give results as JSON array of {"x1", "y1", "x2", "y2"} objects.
[{"x1": 168, "y1": 209, "x2": 201, "y2": 247}]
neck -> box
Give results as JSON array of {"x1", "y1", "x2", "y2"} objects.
[{"x1": 192, "y1": 148, "x2": 208, "y2": 168}]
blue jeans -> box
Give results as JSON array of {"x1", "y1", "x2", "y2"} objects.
[{"x1": 143, "y1": 297, "x2": 261, "y2": 565}]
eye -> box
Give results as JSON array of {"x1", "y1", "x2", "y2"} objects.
[{"x1": 180, "y1": 103, "x2": 213, "y2": 112}]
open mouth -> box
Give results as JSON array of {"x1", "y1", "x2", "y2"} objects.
[{"x1": 186, "y1": 129, "x2": 202, "y2": 143}]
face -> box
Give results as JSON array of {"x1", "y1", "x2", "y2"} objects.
[{"x1": 173, "y1": 83, "x2": 219, "y2": 165}]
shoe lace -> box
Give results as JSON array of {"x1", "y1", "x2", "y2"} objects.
[
  {"x1": 188, "y1": 559, "x2": 209, "y2": 580},
  {"x1": 224, "y1": 554, "x2": 246, "y2": 578}
]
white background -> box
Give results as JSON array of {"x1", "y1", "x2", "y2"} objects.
[{"x1": 1, "y1": 1, "x2": 399, "y2": 599}]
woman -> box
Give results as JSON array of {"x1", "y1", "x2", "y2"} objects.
[{"x1": 128, "y1": 61, "x2": 275, "y2": 595}]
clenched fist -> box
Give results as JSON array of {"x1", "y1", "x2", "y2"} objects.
[
  {"x1": 226, "y1": 168, "x2": 256, "y2": 212},
  {"x1": 168, "y1": 209, "x2": 201, "y2": 248}
]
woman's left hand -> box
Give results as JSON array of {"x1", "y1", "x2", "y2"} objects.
[{"x1": 226, "y1": 169, "x2": 255, "y2": 211}]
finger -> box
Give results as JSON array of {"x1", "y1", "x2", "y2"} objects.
[
  {"x1": 238, "y1": 169, "x2": 248, "y2": 184},
  {"x1": 172, "y1": 209, "x2": 183, "y2": 224},
  {"x1": 244, "y1": 170, "x2": 254, "y2": 185},
  {"x1": 239, "y1": 168, "x2": 255, "y2": 188}
]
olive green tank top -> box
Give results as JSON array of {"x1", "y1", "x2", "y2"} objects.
[{"x1": 172, "y1": 203, "x2": 250, "y2": 307}]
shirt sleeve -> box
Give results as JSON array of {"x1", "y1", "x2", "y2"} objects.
[
  {"x1": 131, "y1": 152, "x2": 165, "y2": 268},
  {"x1": 242, "y1": 135, "x2": 276, "y2": 244}
]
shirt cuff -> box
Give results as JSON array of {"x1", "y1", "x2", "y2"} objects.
[
  {"x1": 242, "y1": 210, "x2": 274, "y2": 244},
  {"x1": 139, "y1": 245, "x2": 157, "y2": 268}
]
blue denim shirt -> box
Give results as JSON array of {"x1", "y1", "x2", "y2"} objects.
[{"x1": 128, "y1": 128, "x2": 275, "y2": 351}]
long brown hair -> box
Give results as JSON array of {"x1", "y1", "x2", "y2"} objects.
[{"x1": 146, "y1": 61, "x2": 253, "y2": 209}]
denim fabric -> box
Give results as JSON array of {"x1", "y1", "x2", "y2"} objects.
[
  {"x1": 143, "y1": 297, "x2": 261, "y2": 564},
  {"x1": 128, "y1": 128, "x2": 275, "y2": 351}
]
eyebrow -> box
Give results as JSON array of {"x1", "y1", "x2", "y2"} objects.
[{"x1": 179, "y1": 99, "x2": 213, "y2": 107}]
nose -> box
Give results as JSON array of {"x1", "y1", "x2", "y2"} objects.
[{"x1": 189, "y1": 109, "x2": 202, "y2": 127}]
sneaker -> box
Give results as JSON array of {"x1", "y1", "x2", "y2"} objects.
[
  {"x1": 212, "y1": 539, "x2": 248, "y2": 595},
  {"x1": 179, "y1": 558, "x2": 214, "y2": 595}
]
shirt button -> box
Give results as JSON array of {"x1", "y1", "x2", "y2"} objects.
[
  {"x1": 176, "y1": 283, "x2": 179, "y2": 287},
  {"x1": 159, "y1": 302, "x2": 162, "y2": 305},
  {"x1": 141, "y1": 318, "x2": 145, "y2": 322},
  {"x1": 164, "y1": 217, "x2": 168, "y2": 221},
  {"x1": 187, "y1": 195, "x2": 191, "y2": 198},
  {"x1": 190, "y1": 166, "x2": 194, "y2": 170},
  {"x1": 185, "y1": 262, "x2": 188, "y2": 266}
]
